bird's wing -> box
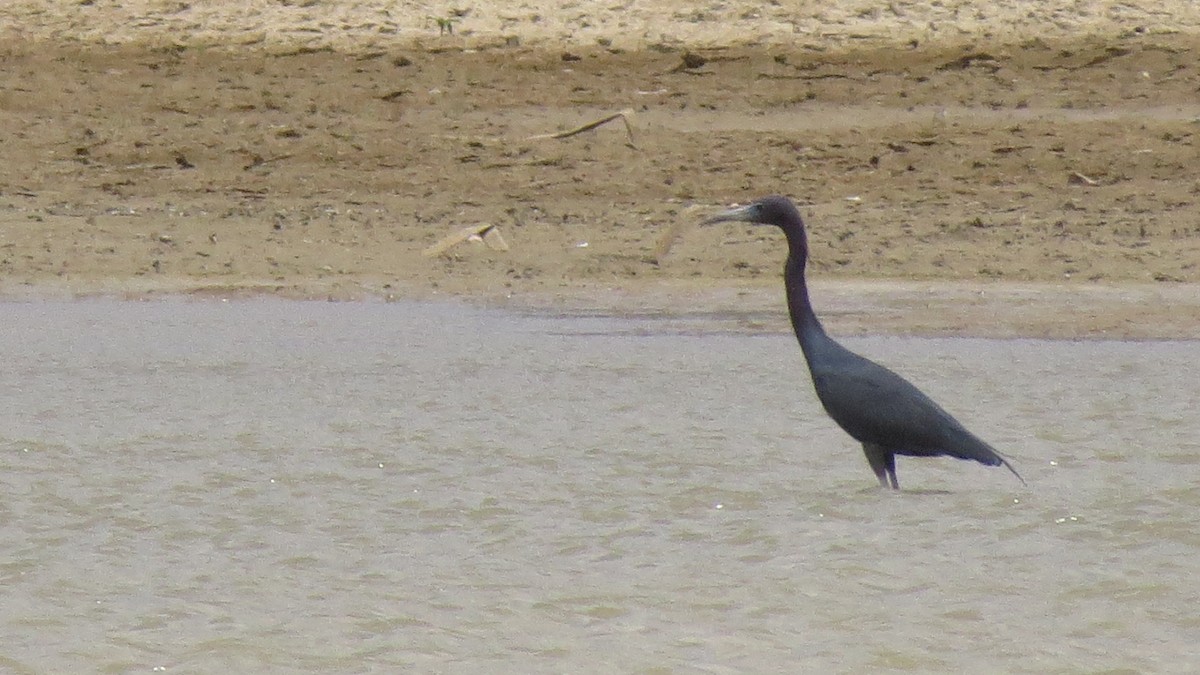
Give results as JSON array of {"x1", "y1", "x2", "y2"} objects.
[{"x1": 809, "y1": 353, "x2": 1003, "y2": 465}]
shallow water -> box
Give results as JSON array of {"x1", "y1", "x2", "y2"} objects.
[{"x1": 2, "y1": 299, "x2": 1198, "y2": 673}]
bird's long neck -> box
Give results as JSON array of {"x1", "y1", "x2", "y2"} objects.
[{"x1": 782, "y1": 229, "x2": 831, "y2": 361}]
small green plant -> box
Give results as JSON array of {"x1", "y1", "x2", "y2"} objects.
[{"x1": 429, "y1": 15, "x2": 457, "y2": 35}]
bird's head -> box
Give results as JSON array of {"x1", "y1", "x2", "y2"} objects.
[{"x1": 701, "y1": 195, "x2": 803, "y2": 232}]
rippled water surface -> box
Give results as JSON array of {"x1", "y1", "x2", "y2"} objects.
[{"x1": 2, "y1": 299, "x2": 1198, "y2": 673}]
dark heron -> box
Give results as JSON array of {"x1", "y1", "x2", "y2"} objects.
[{"x1": 703, "y1": 195, "x2": 1024, "y2": 489}]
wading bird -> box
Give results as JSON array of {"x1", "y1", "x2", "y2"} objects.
[{"x1": 703, "y1": 196, "x2": 1024, "y2": 489}]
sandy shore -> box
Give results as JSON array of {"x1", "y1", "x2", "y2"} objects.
[
  {"x1": 1, "y1": 1, "x2": 1198, "y2": 337},
  {"x1": 5, "y1": 1, "x2": 1198, "y2": 51}
]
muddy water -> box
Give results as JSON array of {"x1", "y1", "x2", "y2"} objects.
[{"x1": 2, "y1": 299, "x2": 1198, "y2": 673}]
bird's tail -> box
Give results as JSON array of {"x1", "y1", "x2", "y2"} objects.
[
  {"x1": 994, "y1": 451, "x2": 1026, "y2": 486},
  {"x1": 952, "y1": 430, "x2": 1027, "y2": 486},
  {"x1": 954, "y1": 425, "x2": 1026, "y2": 486}
]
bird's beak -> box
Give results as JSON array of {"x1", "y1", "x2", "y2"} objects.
[{"x1": 700, "y1": 203, "x2": 755, "y2": 226}]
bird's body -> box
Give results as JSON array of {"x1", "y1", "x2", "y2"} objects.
[{"x1": 703, "y1": 196, "x2": 1023, "y2": 489}]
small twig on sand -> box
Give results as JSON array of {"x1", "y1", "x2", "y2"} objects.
[
  {"x1": 1068, "y1": 171, "x2": 1100, "y2": 186},
  {"x1": 651, "y1": 205, "x2": 706, "y2": 263},
  {"x1": 242, "y1": 152, "x2": 295, "y2": 171},
  {"x1": 422, "y1": 223, "x2": 509, "y2": 257},
  {"x1": 651, "y1": 218, "x2": 688, "y2": 263},
  {"x1": 527, "y1": 109, "x2": 637, "y2": 147}
]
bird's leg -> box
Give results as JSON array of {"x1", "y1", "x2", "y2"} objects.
[
  {"x1": 863, "y1": 443, "x2": 899, "y2": 490},
  {"x1": 885, "y1": 454, "x2": 899, "y2": 490}
]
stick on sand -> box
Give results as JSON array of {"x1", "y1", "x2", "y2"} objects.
[
  {"x1": 527, "y1": 109, "x2": 636, "y2": 147},
  {"x1": 422, "y1": 223, "x2": 509, "y2": 257}
]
